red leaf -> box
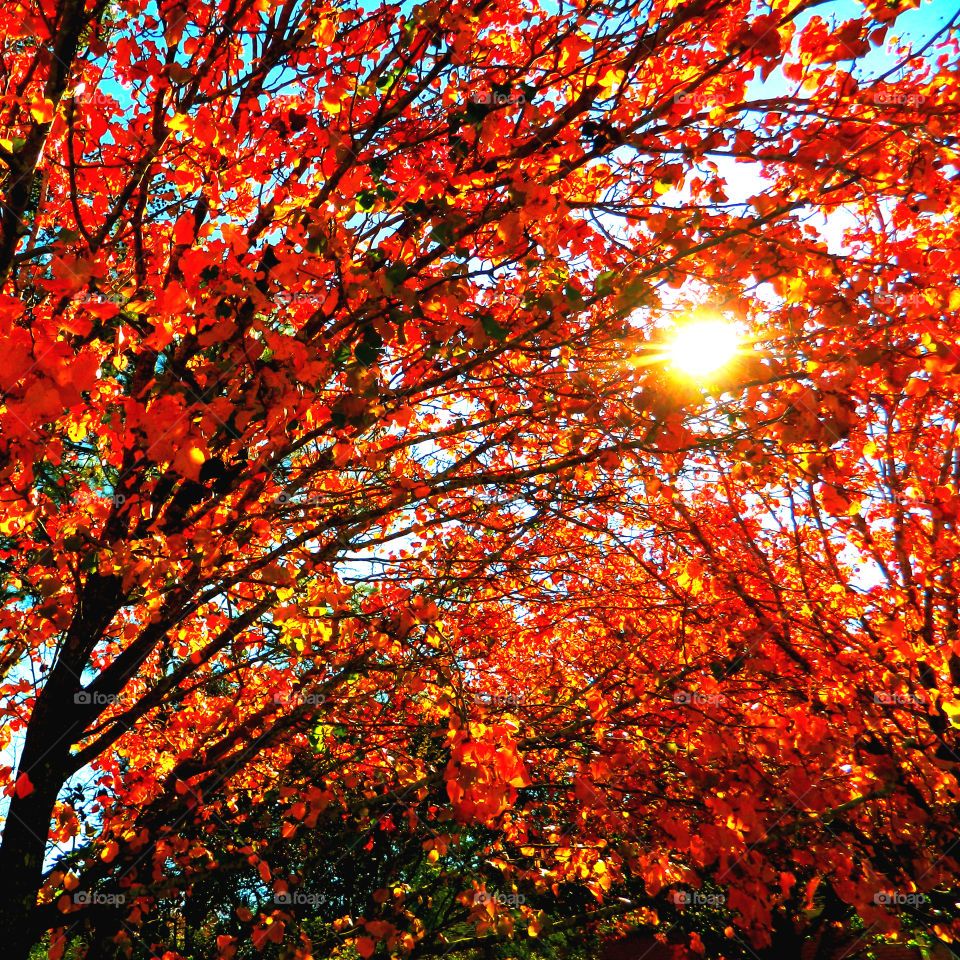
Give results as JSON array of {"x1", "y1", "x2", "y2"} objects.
[{"x1": 356, "y1": 937, "x2": 376, "y2": 958}]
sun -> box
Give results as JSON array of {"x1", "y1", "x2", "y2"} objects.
[{"x1": 666, "y1": 319, "x2": 740, "y2": 377}]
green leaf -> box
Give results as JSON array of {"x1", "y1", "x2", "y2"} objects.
[
  {"x1": 615, "y1": 276, "x2": 653, "y2": 310},
  {"x1": 356, "y1": 190, "x2": 377, "y2": 211},
  {"x1": 355, "y1": 342, "x2": 378, "y2": 366},
  {"x1": 480, "y1": 313, "x2": 508, "y2": 341},
  {"x1": 362, "y1": 325, "x2": 384, "y2": 350},
  {"x1": 403, "y1": 199, "x2": 428, "y2": 218},
  {"x1": 594, "y1": 270, "x2": 617, "y2": 297},
  {"x1": 385, "y1": 263, "x2": 407, "y2": 286},
  {"x1": 430, "y1": 222, "x2": 454, "y2": 247},
  {"x1": 355, "y1": 327, "x2": 383, "y2": 366}
]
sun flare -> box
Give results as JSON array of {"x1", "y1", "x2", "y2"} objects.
[{"x1": 667, "y1": 319, "x2": 739, "y2": 377}]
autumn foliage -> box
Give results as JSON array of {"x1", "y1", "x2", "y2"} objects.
[{"x1": 1, "y1": 0, "x2": 960, "y2": 957}]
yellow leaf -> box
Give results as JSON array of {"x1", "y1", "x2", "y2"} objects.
[
  {"x1": 0, "y1": 517, "x2": 21, "y2": 535},
  {"x1": 315, "y1": 618, "x2": 333, "y2": 644},
  {"x1": 316, "y1": 18, "x2": 336, "y2": 46},
  {"x1": 30, "y1": 99, "x2": 55, "y2": 124},
  {"x1": 944, "y1": 701, "x2": 960, "y2": 727},
  {"x1": 598, "y1": 68, "x2": 625, "y2": 98}
]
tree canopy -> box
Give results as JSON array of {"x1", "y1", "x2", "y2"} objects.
[{"x1": 1, "y1": 0, "x2": 960, "y2": 957}]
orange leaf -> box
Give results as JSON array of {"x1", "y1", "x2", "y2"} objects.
[
  {"x1": 355, "y1": 937, "x2": 375, "y2": 958},
  {"x1": 316, "y1": 18, "x2": 336, "y2": 46},
  {"x1": 173, "y1": 440, "x2": 208, "y2": 481}
]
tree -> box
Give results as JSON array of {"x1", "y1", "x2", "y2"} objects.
[{"x1": 1, "y1": 0, "x2": 959, "y2": 957}]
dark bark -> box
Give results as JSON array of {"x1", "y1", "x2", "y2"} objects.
[{"x1": 0, "y1": 573, "x2": 124, "y2": 959}]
